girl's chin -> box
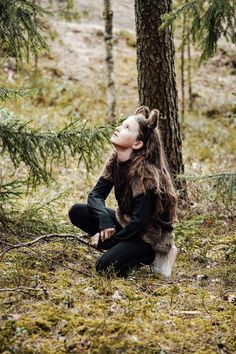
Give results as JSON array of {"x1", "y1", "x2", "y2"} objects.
[
  {"x1": 110, "y1": 140, "x2": 117, "y2": 147},
  {"x1": 110, "y1": 140, "x2": 121, "y2": 149},
  {"x1": 110, "y1": 136, "x2": 117, "y2": 144}
]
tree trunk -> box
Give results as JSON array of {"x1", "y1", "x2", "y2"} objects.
[
  {"x1": 187, "y1": 33, "x2": 193, "y2": 110},
  {"x1": 33, "y1": 0, "x2": 38, "y2": 72},
  {"x1": 135, "y1": 0, "x2": 186, "y2": 197},
  {"x1": 181, "y1": 9, "x2": 186, "y2": 124},
  {"x1": 103, "y1": 0, "x2": 116, "y2": 122}
]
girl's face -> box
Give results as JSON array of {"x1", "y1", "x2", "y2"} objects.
[{"x1": 110, "y1": 116, "x2": 143, "y2": 150}]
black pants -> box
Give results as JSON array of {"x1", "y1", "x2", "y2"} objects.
[{"x1": 68, "y1": 203, "x2": 155, "y2": 278}]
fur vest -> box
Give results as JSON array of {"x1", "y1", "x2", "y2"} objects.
[
  {"x1": 102, "y1": 154, "x2": 174, "y2": 254},
  {"x1": 115, "y1": 207, "x2": 174, "y2": 255}
]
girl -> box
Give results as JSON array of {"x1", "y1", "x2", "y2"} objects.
[{"x1": 68, "y1": 106, "x2": 177, "y2": 278}]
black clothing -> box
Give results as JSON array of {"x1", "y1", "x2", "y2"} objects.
[
  {"x1": 87, "y1": 176, "x2": 114, "y2": 231},
  {"x1": 88, "y1": 176, "x2": 156, "y2": 249},
  {"x1": 87, "y1": 158, "x2": 172, "y2": 248},
  {"x1": 87, "y1": 158, "x2": 157, "y2": 247},
  {"x1": 96, "y1": 238, "x2": 155, "y2": 277},
  {"x1": 69, "y1": 157, "x2": 172, "y2": 277},
  {"x1": 68, "y1": 203, "x2": 155, "y2": 277},
  {"x1": 87, "y1": 158, "x2": 135, "y2": 229},
  {"x1": 69, "y1": 203, "x2": 122, "y2": 237},
  {"x1": 112, "y1": 159, "x2": 133, "y2": 214}
]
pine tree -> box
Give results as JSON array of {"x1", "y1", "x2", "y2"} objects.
[
  {"x1": 0, "y1": 0, "x2": 50, "y2": 67},
  {"x1": 0, "y1": 108, "x2": 113, "y2": 198},
  {"x1": 0, "y1": 0, "x2": 113, "y2": 204},
  {"x1": 135, "y1": 0, "x2": 187, "y2": 198},
  {"x1": 161, "y1": 0, "x2": 236, "y2": 62}
]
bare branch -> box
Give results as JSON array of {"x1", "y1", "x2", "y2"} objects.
[
  {"x1": 0, "y1": 233, "x2": 103, "y2": 259},
  {"x1": 0, "y1": 286, "x2": 47, "y2": 293}
]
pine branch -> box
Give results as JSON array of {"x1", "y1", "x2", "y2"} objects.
[
  {"x1": 160, "y1": 0, "x2": 236, "y2": 63},
  {"x1": 0, "y1": 108, "x2": 113, "y2": 187},
  {"x1": 0, "y1": 87, "x2": 38, "y2": 101},
  {"x1": 0, "y1": 0, "x2": 51, "y2": 65},
  {"x1": 58, "y1": 0, "x2": 81, "y2": 22},
  {"x1": 178, "y1": 172, "x2": 236, "y2": 203},
  {"x1": 0, "y1": 180, "x2": 26, "y2": 201},
  {"x1": 178, "y1": 172, "x2": 236, "y2": 181},
  {"x1": 160, "y1": 0, "x2": 199, "y2": 29}
]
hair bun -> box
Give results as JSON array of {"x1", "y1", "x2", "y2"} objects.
[
  {"x1": 147, "y1": 109, "x2": 159, "y2": 129},
  {"x1": 134, "y1": 106, "x2": 150, "y2": 119}
]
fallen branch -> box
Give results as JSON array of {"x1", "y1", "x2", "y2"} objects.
[
  {"x1": 0, "y1": 233, "x2": 103, "y2": 259},
  {"x1": 0, "y1": 240, "x2": 15, "y2": 247},
  {"x1": 0, "y1": 286, "x2": 48, "y2": 294},
  {"x1": 173, "y1": 310, "x2": 202, "y2": 316}
]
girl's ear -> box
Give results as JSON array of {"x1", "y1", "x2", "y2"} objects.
[
  {"x1": 134, "y1": 106, "x2": 150, "y2": 119},
  {"x1": 132, "y1": 140, "x2": 144, "y2": 150}
]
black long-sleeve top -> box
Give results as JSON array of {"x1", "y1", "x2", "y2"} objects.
[{"x1": 87, "y1": 158, "x2": 172, "y2": 249}]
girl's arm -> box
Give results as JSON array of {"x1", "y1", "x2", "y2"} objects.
[
  {"x1": 97, "y1": 191, "x2": 155, "y2": 249},
  {"x1": 87, "y1": 176, "x2": 115, "y2": 231}
]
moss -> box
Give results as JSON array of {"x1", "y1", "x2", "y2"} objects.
[{"x1": 34, "y1": 319, "x2": 51, "y2": 332}]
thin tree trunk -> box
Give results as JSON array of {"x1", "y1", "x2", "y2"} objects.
[
  {"x1": 33, "y1": 0, "x2": 38, "y2": 72},
  {"x1": 181, "y1": 10, "x2": 186, "y2": 124},
  {"x1": 187, "y1": 33, "x2": 193, "y2": 110},
  {"x1": 135, "y1": 0, "x2": 187, "y2": 198},
  {"x1": 103, "y1": 0, "x2": 116, "y2": 122}
]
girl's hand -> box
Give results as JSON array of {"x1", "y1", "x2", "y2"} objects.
[
  {"x1": 100, "y1": 227, "x2": 116, "y2": 241},
  {"x1": 90, "y1": 233, "x2": 100, "y2": 247}
]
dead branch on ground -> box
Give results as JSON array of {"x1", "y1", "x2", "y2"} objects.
[{"x1": 0, "y1": 233, "x2": 103, "y2": 259}]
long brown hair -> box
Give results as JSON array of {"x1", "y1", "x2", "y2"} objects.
[
  {"x1": 130, "y1": 106, "x2": 177, "y2": 219},
  {"x1": 102, "y1": 106, "x2": 178, "y2": 219}
]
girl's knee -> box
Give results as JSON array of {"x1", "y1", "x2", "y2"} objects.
[{"x1": 68, "y1": 203, "x2": 83, "y2": 225}]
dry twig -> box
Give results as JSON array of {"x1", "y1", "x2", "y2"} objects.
[
  {"x1": 0, "y1": 286, "x2": 48, "y2": 294},
  {"x1": 0, "y1": 233, "x2": 102, "y2": 259}
]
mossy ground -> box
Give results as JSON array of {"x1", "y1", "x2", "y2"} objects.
[
  {"x1": 1, "y1": 12, "x2": 236, "y2": 354},
  {"x1": 0, "y1": 215, "x2": 235, "y2": 353}
]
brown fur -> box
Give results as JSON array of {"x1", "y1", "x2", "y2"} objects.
[
  {"x1": 101, "y1": 106, "x2": 177, "y2": 253},
  {"x1": 130, "y1": 164, "x2": 158, "y2": 198},
  {"x1": 115, "y1": 207, "x2": 173, "y2": 254}
]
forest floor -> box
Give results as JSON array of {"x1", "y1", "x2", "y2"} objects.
[{"x1": 0, "y1": 2, "x2": 236, "y2": 353}]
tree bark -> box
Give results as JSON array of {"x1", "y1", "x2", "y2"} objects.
[
  {"x1": 181, "y1": 9, "x2": 186, "y2": 124},
  {"x1": 187, "y1": 33, "x2": 193, "y2": 111},
  {"x1": 103, "y1": 0, "x2": 116, "y2": 122},
  {"x1": 135, "y1": 0, "x2": 186, "y2": 197}
]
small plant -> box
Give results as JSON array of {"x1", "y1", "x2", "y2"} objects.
[
  {"x1": 58, "y1": 0, "x2": 81, "y2": 22},
  {"x1": 117, "y1": 30, "x2": 136, "y2": 48}
]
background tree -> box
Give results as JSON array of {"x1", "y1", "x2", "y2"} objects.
[
  {"x1": 103, "y1": 0, "x2": 116, "y2": 122},
  {"x1": 134, "y1": 0, "x2": 186, "y2": 197}
]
